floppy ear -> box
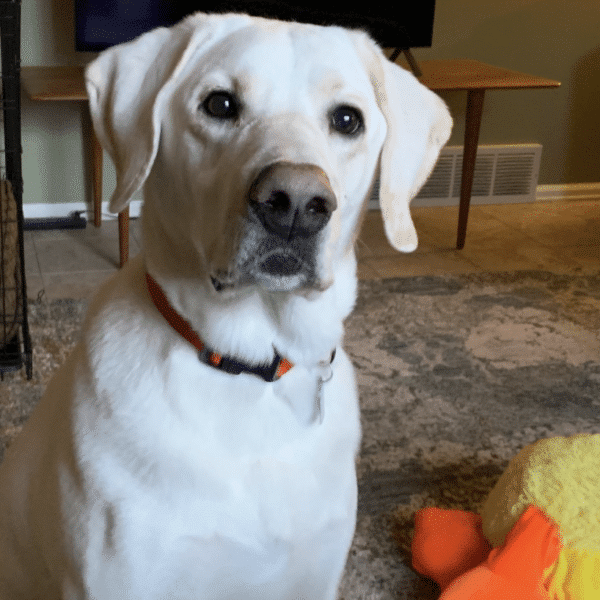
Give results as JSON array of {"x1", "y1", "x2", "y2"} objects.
[
  {"x1": 84, "y1": 14, "x2": 222, "y2": 213},
  {"x1": 373, "y1": 54, "x2": 452, "y2": 252}
]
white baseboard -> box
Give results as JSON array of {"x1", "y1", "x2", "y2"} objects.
[
  {"x1": 371, "y1": 182, "x2": 600, "y2": 209},
  {"x1": 535, "y1": 182, "x2": 600, "y2": 202},
  {"x1": 22, "y1": 183, "x2": 600, "y2": 221},
  {"x1": 23, "y1": 200, "x2": 143, "y2": 221}
]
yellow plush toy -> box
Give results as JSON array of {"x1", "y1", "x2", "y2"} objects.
[
  {"x1": 412, "y1": 433, "x2": 600, "y2": 599},
  {"x1": 481, "y1": 433, "x2": 600, "y2": 600}
]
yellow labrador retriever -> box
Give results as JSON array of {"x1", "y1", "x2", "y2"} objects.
[{"x1": 0, "y1": 12, "x2": 451, "y2": 600}]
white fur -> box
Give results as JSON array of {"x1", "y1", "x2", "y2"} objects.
[{"x1": 0, "y1": 12, "x2": 451, "y2": 600}]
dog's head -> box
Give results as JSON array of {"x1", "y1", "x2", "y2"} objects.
[{"x1": 86, "y1": 12, "x2": 451, "y2": 293}]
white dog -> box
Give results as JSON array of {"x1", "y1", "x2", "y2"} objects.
[{"x1": 0, "y1": 12, "x2": 451, "y2": 600}]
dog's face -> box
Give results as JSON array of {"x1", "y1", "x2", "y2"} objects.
[
  {"x1": 157, "y1": 24, "x2": 387, "y2": 292},
  {"x1": 86, "y1": 13, "x2": 452, "y2": 293}
]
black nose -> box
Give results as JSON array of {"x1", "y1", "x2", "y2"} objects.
[{"x1": 248, "y1": 162, "x2": 337, "y2": 241}]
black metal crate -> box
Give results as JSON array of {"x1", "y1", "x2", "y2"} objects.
[{"x1": 0, "y1": 0, "x2": 31, "y2": 379}]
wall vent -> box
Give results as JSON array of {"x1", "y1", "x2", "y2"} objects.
[
  {"x1": 413, "y1": 144, "x2": 542, "y2": 207},
  {"x1": 368, "y1": 144, "x2": 542, "y2": 208}
]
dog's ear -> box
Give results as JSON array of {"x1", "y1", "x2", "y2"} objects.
[
  {"x1": 369, "y1": 49, "x2": 452, "y2": 252},
  {"x1": 85, "y1": 14, "x2": 235, "y2": 213},
  {"x1": 85, "y1": 26, "x2": 189, "y2": 213}
]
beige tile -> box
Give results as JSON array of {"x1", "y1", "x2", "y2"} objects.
[
  {"x1": 24, "y1": 200, "x2": 600, "y2": 294},
  {"x1": 356, "y1": 211, "x2": 397, "y2": 257},
  {"x1": 32, "y1": 224, "x2": 140, "y2": 274},
  {"x1": 458, "y1": 241, "x2": 583, "y2": 273},
  {"x1": 480, "y1": 201, "x2": 600, "y2": 247},
  {"x1": 557, "y1": 246, "x2": 600, "y2": 274},
  {"x1": 365, "y1": 250, "x2": 479, "y2": 278},
  {"x1": 411, "y1": 205, "x2": 460, "y2": 228},
  {"x1": 414, "y1": 228, "x2": 457, "y2": 252},
  {"x1": 456, "y1": 210, "x2": 538, "y2": 250},
  {"x1": 411, "y1": 205, "x2": 460, "y2": 250},
  {"x1": 412, "y1": 230, "x2": 456, "y2": 252},
  {"x1": 28, "y1": 228, "x2": 73, "y2": 242},
  {"x1": 516, "y1": 218, "x2": 595, "y2": 248},
  {"x1": 483, "y1": 200, "x2": 599, "y2": 224},
  {"x1": 361, "y1": 206, "x2": 466, "y2": 254},
  {"x1": 23, "y1": 232, "x2": 41, "y2": 278},
  {"x1": 25, "y1": 274, "x2": 45, "y2": 301},
  {"x1": 356, "y1": 260, "x2": 381, "y2": 280},
  {"x1": 80, "y1": 218, "x2": 142, "y2": 249},
  {"x1": 411, "y1": 205, "x2": 537, "y2": 252},
  {"x1": 40, "y1": 271, "x2": 116, "y2": 301},
  {"x1": 33, "y1": 235, "x2": 119, "y2": 274},
  {"x1": 355, "y1": 238, "x2": 373, "y2": 260},
  {"x1": 93, "y1": 217, "x2": 144, "y2": 248}
]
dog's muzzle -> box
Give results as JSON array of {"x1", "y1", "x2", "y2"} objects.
[
  {"x1": 247, "y1": 162, "x2": 336, "y2": 274},
  {"x1": 213, "y1": 162, "x2": 337, "y2": 292}
]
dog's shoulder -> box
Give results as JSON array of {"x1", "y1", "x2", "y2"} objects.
[
  {"x1": 82, "y1": 254, "x2": 150, "y2": 335},
  {"x1": 77, "y1": 255, "x2": 179, "y2": 382}
]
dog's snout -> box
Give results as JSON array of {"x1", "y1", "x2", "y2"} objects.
[{"x1": 248, "y1": 163, "x2": 337, "y2": 240}]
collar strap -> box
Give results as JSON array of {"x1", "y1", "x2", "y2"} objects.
[{"x1": 145, "y1": 273, "x2": 296, "y2": 382}]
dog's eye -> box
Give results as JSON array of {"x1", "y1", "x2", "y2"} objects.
[
  {"x1": 202, "y1": 91, "x2": 240, "y2": 120},
  {"x1": 330, "y1": 105, "x2": 364, "y2": 136}
]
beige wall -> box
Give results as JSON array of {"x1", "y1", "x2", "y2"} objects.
[
  {"x1": 19, "y1": 0, "x2": 600, "y2": 208},
  {"x1": 21, "y1": 0, "x2": 117, "y2": 210},
  {"x1": 414, "y1": 0, "x2": 600, "y2": 185}
]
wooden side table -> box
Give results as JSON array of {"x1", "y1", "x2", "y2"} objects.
[
  {"x1": 21, "y1": 66, "x2": 130, "y2": 268},
  {"x1": 22, "y1": 60, "x2": 559, "y2": 265},
  {"x1": 395, "y1": 59, "x2": 560, "y2": 248}
]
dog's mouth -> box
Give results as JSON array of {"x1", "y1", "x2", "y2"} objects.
[
  {"x1": 208, "y1": 216, "x2": 324, "y2": 293},
  {"x1": 210, "y1": 239, "x2": 318, "y2": 293},
  {"x1": 252, "y1": 248, "x2": 310, "y2": 291},
  {"x1": 258, "y1": 248, "x2": 304, "y2": 276},
  {"x1": 211, "y1": 249, "x2": 311, "y2": 293}
]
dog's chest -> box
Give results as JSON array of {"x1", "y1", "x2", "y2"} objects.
[
  {"x1": 89, "y1": 427, "x2": 357, "y2": 600},
  {"x1": 154, "y1": 456, "x2": 356, "y2": 599},
  {"x1": 94, "y1": 494, "x2": 356, "y2": 600},
  {"x1": 80, "y1": 346, "x2": 360, "y2": 599}
]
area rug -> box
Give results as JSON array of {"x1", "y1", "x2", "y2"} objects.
[{"x1": 1, "y1": 271, "x2": 600, "y2": 599}]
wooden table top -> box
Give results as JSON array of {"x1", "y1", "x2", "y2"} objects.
[
  {"x1": 21, "y1": 59, "x2": 560, "y2": 102},
  {"x1": 394, "y1": 58, "x2": 561, "y2": 91},
  {"x1": 21, "y1": 66, "x2": 87, "y2": 101}
]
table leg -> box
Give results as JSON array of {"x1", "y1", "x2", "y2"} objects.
[
  {"x1": 118, "y1": 207, "x2": 129, "y2": 268},
  {"x1": 89, "y1": 110, "x2": 128, "y2": 266},
  {"x1": 457, "y1": 89, "x2": 485, "y2": 249},
  {"x1": 91, "y1": 125, "x2": 103, "y2": 228}
]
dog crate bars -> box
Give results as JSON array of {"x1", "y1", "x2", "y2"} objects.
[{"x1": 0, "y1": 0, "x2": 31, "y2": 378}]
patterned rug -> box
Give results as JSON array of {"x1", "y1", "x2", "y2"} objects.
[{"x1": 1, "y1": 271, "x2": 600, "y2": 599}]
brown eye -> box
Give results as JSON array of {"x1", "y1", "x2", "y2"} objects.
[
  {"x1": 330, "y1": 105, "x2": 364, "y2": 136},
  {"x1": 202, "y1": 91, "x2": 240, "y2": 120}
]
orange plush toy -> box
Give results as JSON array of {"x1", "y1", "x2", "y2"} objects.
[
  {"x1": 412, "y1": 505, "x2": 560, "y2": 599},
  {"x1": 411, "y1": 433, "x2": 600, "y2": 600}
]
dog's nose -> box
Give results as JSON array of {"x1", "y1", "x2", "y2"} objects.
[{"x1": 248, "y1": 162, "x2": 337, "y2": 240}]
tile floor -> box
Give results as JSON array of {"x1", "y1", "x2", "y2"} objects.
[{"x1": 23, "y1": 199, "x2": 600, "y2": 301}]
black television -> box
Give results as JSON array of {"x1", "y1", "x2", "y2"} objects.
[{"x1": 75, "y1": 1, "x2": 436, "y2": 53}]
